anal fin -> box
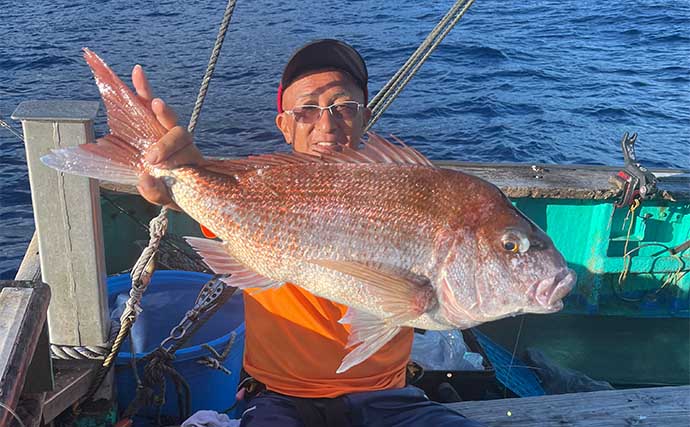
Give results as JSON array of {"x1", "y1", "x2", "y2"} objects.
[{"x1": 337, "y1": 308, "x2": 401, "y2": 374}]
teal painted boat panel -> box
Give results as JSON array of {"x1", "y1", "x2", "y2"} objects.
[{"x1": 514, "y1": 198, "x2": 690, "y2": 318}]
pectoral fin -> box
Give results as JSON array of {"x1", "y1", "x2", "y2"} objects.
[
  {"x1": 337, "y1": 308, "x2": 401, "y2": 374},
  {"x1": 309, "y1": 259, "x2": 436, "y2": 324},
  {"x1": 185, "y1": 237, "x2": 283, "y2": 292}
]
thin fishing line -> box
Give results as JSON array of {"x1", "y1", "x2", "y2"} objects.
[
  {"x1": 504, "y1": 315, "x2": 525, "y2": 398},
  {"x1": 0, "y1": 401, "x2": 26, "y2": 427}
]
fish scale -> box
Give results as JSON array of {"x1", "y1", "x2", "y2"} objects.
[{"x1": 167, "y1": 163, "x2": 451, "y2": 317}]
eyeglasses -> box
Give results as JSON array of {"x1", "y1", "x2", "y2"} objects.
[{"x1": 284, "y1": 101, "x2": 365, "y2": 124}]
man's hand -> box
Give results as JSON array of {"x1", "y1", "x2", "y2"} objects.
[{"x1": 131, "y1": 64, "x2": 207, "y2": 210}]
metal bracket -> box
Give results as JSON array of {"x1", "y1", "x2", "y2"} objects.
[{"x1": 610, "y1": 132, "x2": 659, "y2": 208}]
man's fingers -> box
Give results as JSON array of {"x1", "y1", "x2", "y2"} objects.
[
  {"x1": 157, "y1": 144, "x2": 206, "y2": 169},
  {"x1": 145, "y1": 126, "x2": 193, "y2": 164},
  {"x1": 137, "y1": 175, "x2": 171, "y2": 204},
  {"x1": 152, "y1": 98, "x2": 178, "y2": 130},
  {"x1": 137, "y1": 175, "x2": 181, "y2": 211},
  {"x1": 132, "y1": 64, "x2": 154, "y2": 102},
  {"x1": 132, "y1": 65, "x2": 180, "y2": 132}
]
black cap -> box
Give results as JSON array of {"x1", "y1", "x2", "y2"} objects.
[{"x1": 277, "y1": 39, "x2": 368, "y2": 112}]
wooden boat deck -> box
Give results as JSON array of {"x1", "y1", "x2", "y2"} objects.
[{"x1": 448, "y1": 385, "x2": 690, "y2": 427}]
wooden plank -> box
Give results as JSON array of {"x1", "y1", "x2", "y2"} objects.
[
  {"x1": 14, "y1": 231, "x2": 53, "y2": 396},
  {"x1": 13, "y1": 100, "x2": 109, "y2": 348},
  {"x1": 13, "y1": 237, "x2": 52, "y2": 427},
  {"x1": 101, "y1": 161, "x2": 690, "y2": 200},
  {"x1": 0, "y1": 281, "x2": 51, "y2": 427},
  {"x1": 15, "y1": 231, "x2": 40, "y2": 282},
  {"x1": 42, "y1": 361, "x2": 97, "y2": 424},
  {"x1": 448, "y1": 385, "x2": 690, "y2": 427},
  {"x1": 0, "y1": 288, "x2": 34, "y2": 420}
]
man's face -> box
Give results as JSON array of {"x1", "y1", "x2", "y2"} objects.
[{"x1": 276, "y1": 69, "x2": 371, "y2": 155}]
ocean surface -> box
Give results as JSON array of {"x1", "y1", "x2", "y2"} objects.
[{"x1": 1, "y1": 0, "x2": 688, "y2": 278}]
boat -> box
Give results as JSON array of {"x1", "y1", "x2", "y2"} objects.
[
  {"x1": 4, "y1": 105, "x2": 687, "y2": 425},
  {"x1": 1, "y1": 1, "x2": 689, "y2": 426}
]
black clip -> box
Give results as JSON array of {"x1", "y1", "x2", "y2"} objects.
[{"x1": 610, "y1": 132, "x2": 658, "y2": 208}]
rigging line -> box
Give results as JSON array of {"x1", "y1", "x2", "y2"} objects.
[
  {"x1": 370, "y1": 0, "x2": 475, "y2": 119},
  {"x1": 615, "y1": 242, "x2": 687, "y2": 303},
  {"x1": 618, "y1": 199, "x2": 641, "y2": 286},
  {"x1": 368, "y1": 0, "x2": 471, "y2": 109},
  {"x1": 366, "y1": 0, "x2": 475, "y2": 131},
  {"x1": 0, "y1": 116, "x2": 25, "y2": 142},
  {"x1": 188, "y1": 0, "x2": 238, "y2": 134},
  {"x1": 367, "y1": 0, "x2": 473, "y2": 114}
]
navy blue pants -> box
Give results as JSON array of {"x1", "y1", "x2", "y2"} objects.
[{"x1": 239, "y1": 385, "x2": 484, "y2": 427}]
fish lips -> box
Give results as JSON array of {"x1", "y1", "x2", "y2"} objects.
[{"x1": 533, "y1": 268, "x2": 576, "y2": 312}]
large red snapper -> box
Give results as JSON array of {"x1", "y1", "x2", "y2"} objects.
[{"x1": 42, "y1": 49, "x2": 575, "y2": 373}]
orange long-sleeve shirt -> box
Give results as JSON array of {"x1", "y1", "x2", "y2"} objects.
[{"x1": 242, "y1": 283, "x2": 413, "y2": 398}]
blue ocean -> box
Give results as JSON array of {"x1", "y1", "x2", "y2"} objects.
[{"x1": 1, "y1": 0, "x2": 688, "y2": 278}]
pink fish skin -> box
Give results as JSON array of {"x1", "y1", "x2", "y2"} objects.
[{"x1": 41, "y1": 49, "x2": 575, "y2": 373}]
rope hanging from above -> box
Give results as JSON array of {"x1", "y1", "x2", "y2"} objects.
[
  {"x1": 366, "y1": 0, "x2": 476, "y2": 131},
  {"x1": 188, "y1": 0, "x2": 238, "y2": 134}
]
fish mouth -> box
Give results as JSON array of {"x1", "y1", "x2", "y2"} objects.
[{"x1": 534, "y1": 268, "x2": 576, "y2": 312}]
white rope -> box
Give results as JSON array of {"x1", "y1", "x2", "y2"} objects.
[{"x1": 188, "y1": 0, "x2": 238, "y2": 134}]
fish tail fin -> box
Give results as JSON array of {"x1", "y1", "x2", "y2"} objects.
[
  {"x1": 83, "y1": 48, "x2": 168, "y2": 153},
  {"x1": 41, "y1": 48, "x2": 168, "y2": 185},
  {"x1": 41, "y1": 135, "x2": 143, "y2": 185}
]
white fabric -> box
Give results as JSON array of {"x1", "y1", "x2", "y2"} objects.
[{"x1": 182, "y1": 410, "x2": 240, "y2": 427}]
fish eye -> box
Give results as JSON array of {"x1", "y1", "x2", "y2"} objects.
[
  {"x1": 501, "y1": 230, "x2": 530, "y2": 254},
  {"x1": 503, "y1": 240, "x2": 519, "y2": 253}
]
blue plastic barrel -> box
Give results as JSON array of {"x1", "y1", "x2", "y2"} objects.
[{"x1": 108, "y1": 271, "x2": 244, "y2": 420}]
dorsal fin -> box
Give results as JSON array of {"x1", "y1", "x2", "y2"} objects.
[
  {"x1": 358, "y1": 133, "x2": 434, "y2": 167},
  {"x1": 203, "y1": 151, "x2": 327, "y2": 174},
  {"x1": 202, "y1": 132, "x2": 434, "y2": 175}
]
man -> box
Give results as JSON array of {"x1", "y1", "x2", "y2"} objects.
[{"x1": 133, "y1": 39, "x2": 483, "y2": 427}]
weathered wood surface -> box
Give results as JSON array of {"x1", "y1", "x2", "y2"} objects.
[
  {"x1": 448, "y1": 385, "x2": 690, "y2": 427},
  {"x1": 14, "y1": 231, "x2": 52, "y2": 394},
  {"x1": 0, "y1": 281, "x2": 51, "y2": 427},
  {"x1": 101, "y1": 161, "x2": 690, "y2": 200},
  {"x1": 13, "y1": 100, "x2": 110, "y2": 348},
  {"x1": 13, "y1": 237, "x2": 52, "y2": 427},
  {"x1": 438, "y1": 161, "x2": 689, "y2": 200},
  {"x1": 12, "y1": 231, "x2": 115, "y2": 425},
  {"x1": 42, "y1": 361, "x2": 97, "y2": 424},
  {"x1": 15, "y1": 232, "x2": 40, "y2": 282}
]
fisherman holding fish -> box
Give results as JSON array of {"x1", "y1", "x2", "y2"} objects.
[
  {"x1": 133, "y1": 39, "x2": 487, "y2": 426},
  {"x1": 44, "y1": 39, "x2": 574, "y2": 426}
]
